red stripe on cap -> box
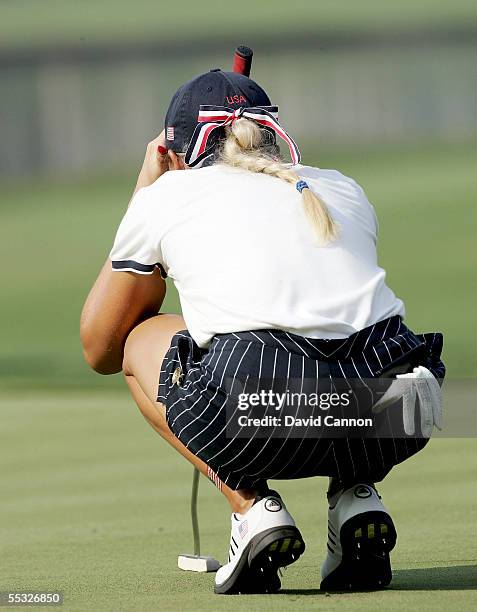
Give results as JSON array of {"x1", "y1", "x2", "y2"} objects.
[
  {"x1": 254, "y1": 117, "x2": 299, "y2": 163},
  {"x1": 197, "y1": 123, "x2": 218, "y2": 156},
  {"x1": 198, "y1": 114, "x2": 230, "y2": 123}
]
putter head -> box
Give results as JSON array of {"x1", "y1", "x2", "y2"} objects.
[{"x1": 177, "y1": 554, "x2": 221, "y2": 573}]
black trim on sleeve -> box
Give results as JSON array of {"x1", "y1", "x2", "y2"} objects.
[{"x1": 111, "y1": 260, "x2": 168, "y2": 279}]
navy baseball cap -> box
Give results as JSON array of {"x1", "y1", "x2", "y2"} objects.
[{"x1": 164, "y1": 68, "x2": 271, "y2": 153}]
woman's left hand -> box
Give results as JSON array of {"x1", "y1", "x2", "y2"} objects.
[{"x1": 134, "y1": 130, "x2": 171, "y2": 195}]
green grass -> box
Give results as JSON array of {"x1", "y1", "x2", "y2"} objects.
[
  {"x1": 1, "y1": 392, "x2": 476, "y2": 611},
  {"x1": 2, "y1": 141, "x2": 475, "y2": 609},
  {"x1": 1, "y1": 0, "x2": 477, "y2": 51},
  {"x1": 1, "y1": 142, "x2": 476, "y2": 391}
]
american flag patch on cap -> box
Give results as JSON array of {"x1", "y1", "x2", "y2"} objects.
[{"x1": 166, "y1": 126, "x2": 175, "y2": 141}]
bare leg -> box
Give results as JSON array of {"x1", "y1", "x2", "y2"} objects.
[{"x1": 123, "y1": 314, "x2": 258, "y2": 514}]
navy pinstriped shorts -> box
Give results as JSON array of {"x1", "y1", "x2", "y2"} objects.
[{"x1": 157, "y1": 316, "x2": 445, "y2": 490}]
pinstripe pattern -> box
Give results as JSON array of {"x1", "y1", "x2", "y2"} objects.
[{"x1": 157, "y1": 316, "x2": 444, "y2": 490}]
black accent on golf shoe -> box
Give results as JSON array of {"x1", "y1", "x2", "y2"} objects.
[
  {"x1": 320, "y1": 510, "x2": 397, "y2": 592},
  {"x1": 214, "y1": 526, "x2": 305, "y2": 595}
]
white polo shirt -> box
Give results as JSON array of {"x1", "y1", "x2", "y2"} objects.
[{"x1": 110, "y1": 164, "x2": 404, "y2": 347}]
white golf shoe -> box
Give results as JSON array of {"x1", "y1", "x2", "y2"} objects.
[
  {"x1": 321, "y1": 483, "x2": 397, "y2": 591},
  {"x1": 214, "y1": 491, "x2": 305, "y2": 594}
]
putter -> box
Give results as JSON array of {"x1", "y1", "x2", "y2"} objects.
[
  {"x1": 177, "y1": 46, "x2": 253, "y2": 575},
  {"x1": 177, "y1": 468, "x2": 221, "y2": 572}
]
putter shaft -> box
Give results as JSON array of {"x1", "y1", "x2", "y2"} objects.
[{"x1": 191, "y1": 467, "x2": 200, "y2": 556}]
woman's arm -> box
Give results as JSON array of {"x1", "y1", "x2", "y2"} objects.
[
  {"x1": 80, "y1": 131, "x2": 184, "y2": 375},
  {"x1": 80, "y1": 262, "x2": 166, "y2": 374}
]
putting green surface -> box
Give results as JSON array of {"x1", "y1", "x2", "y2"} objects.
[
  {"x1": 1, "y1": 392, "x2": 476, "y2": 610},
  {"x1": 2, "y1": 142, "x2": 476, "y2": 608}
]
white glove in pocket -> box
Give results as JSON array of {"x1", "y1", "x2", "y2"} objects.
[{"x1": 372, "y1": 366, "x2": 442, "y2": 437}]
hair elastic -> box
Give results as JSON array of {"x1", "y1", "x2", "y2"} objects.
[{"x1": 296, "y1": 180, "x2": 308, "y2": 193}]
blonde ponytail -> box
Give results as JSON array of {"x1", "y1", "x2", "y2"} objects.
[{"x1": 219, "y1": 117, "x2": 339, "y2": 244}]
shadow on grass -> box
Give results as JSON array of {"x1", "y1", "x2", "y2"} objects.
[
  {"x1": 392, "y1": 564, "x2": 477, "y2": 590},
  {"x1": 280, "y1": 564, "x2": 477, "y2": 595}
]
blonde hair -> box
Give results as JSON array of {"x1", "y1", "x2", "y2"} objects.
[{"x1": 218, "y1": 118, "x2": 338, "y2": 244}]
